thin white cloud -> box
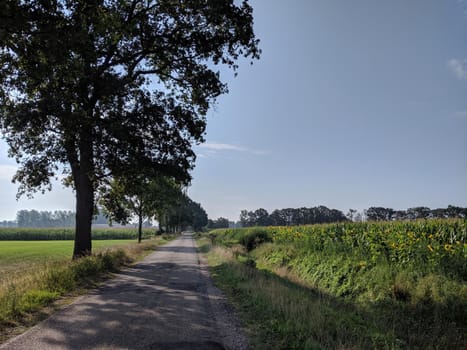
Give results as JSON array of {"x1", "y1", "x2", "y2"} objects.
[
  {"x1": 0, "y1": 164, "x2": 17, "y2": 180},
  {"x1": 197, "y1": 142, "x2": 268, "y2": 156},
  {"x1": 447, "y1": 59, "x2": 467, "y2": 80},
  {"x1": 199, "y1": 142, "x2": 247, "y2": 152}
]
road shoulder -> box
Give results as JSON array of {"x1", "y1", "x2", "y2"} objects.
[{"x1": 197, "y1": 242, "x2": 250, "y2": 350}]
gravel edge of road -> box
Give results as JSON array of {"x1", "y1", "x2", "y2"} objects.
[
  {"x1": 0, "y1": 292, "x2": 90, "y2": 349},
  {"x1": 197, "y1": 248, "x2": 250, "y2": 350}
]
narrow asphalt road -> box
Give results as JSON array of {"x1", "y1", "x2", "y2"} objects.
[{"x1": 1, "y1": 233, "x2": 247, "y2": 350}]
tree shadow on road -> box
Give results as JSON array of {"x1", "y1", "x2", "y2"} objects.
[{"x1": 2, "y1": 252, "x2": 226, "y2": 349}]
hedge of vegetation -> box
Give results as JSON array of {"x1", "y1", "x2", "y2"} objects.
[
  {"x1": 209, "y1": 219, "x2": 466, "y2": 278},
  {"x1": 205, "y1": 219, "x2": 467, "y2": 349}
]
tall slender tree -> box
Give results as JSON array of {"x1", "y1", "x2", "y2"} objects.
[{"x1": 0, "y1": 0, "x2": 260, "y2": 257}]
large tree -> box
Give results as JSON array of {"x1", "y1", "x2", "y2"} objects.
[{"x1": 0, "y1": 0, "x2": 260, "y2": 257}]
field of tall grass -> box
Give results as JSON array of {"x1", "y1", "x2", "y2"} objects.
[{"x1": 200, "y1": 219, "x2": 467, "y2": 349}]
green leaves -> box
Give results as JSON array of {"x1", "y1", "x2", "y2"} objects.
[
  {"x1": 1, "y1": 0, "x2": 260, "y2": 193},
  {"x1": 101, "y1": 174, "x2": 176, "y2": 219},
  {"x1": 0, "y1": 0, "x2": 259, "y2": 255}
]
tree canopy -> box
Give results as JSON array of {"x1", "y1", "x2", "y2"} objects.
[
  {"x1": 100, "y1": 175, "x2": 183, "y2": 242},
  {"x1": 0, "y1": 0, "x2": 260, "y2": 257},
  {"x1": 158, "y1": 192, "x2": 208, "y2": 232}
]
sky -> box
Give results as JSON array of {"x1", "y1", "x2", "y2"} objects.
[{"x1": 1, "y1": 0, "x2": 467, "y2": 221}]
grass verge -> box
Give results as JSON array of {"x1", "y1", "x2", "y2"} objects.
[
  {"x1": 0, "y1": 240, "x2": 136, "y2": 283},
  {"x1": 197, "y1": 237, "x2": 466, "y2": 350},
  {"x1": 0, "y1": 235, "x2": 174, "y2": 343}
]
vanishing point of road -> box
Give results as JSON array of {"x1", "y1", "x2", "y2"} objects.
[{"x1": 0, "y1": 233, "x2": 247, "y2": 350}]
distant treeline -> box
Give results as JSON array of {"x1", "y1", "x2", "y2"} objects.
[
  {"x1": 0, "y1": 220, "x2": 16, "y2": 228},
  {"x1": 15, "y1": 210, "x2": 75, "y2": 227},
  {"x1": 11, "y1": 210, "x2": 110, "y2": 228},
  {"x1": 364, "y1": 205, "x2": 467, "y2": 221},
  {"x1": 5, "y1": 205, "x2": 467, "y2": 229},
  {"x1": 239, "y1": 206, "x2": 348, "y2": 227},
  {"x1": 236, "y1": 205, "x2": 467, "y2": 227},
  {"x1": 207, "y1": 217, "x2": 230, "y2": 229}
]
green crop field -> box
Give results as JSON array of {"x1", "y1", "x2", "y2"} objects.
[
  {"x1": 201, "y1": 219, "x2": 467, "y2": 349},
  {"x1": 0, "y1": 227, "x2": 155, "y2": 240},
  {"x1": 0, "y1": 240, "x2": 134, "y2": 284}
]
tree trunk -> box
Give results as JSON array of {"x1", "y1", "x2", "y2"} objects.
[
  {"x1": 138, "y1": 210, "x2": 143, "y2": 243},
  {"x1": 72, "y1": 136, "x2": 94, "y2": 259},
  {"x1": 157, "y1": 210, "x2": 163, "y2": 233}
]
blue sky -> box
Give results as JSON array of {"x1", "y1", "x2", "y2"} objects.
[{"x1": 1, "y1": 0, "x2": 466, "y2": 221}]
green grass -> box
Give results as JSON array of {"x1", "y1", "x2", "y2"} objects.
[
  {"x1": 204, "y1": 245, "x2": 394, "y2": 350},
  {"x1": 198, "y1": 220, "x2": 467, "y2": 349},
  {"x1": 0, "y1": 240, "x2": 134, "y2": 283},
  {"x1": 0, "y1": 235, "x2": 174, "y2": 341}
]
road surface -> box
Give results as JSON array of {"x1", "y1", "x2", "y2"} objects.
[{"x1": 0, "y1": 233, "x2": 247, "y2": 350}]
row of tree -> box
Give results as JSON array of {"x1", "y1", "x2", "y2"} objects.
[
  {"x1": 0, "y1": 220, "x2": 16, "y2": 228},
  {"x1": 99, "y1": 175, "x2": 207, "y2": 242},
  {"x1": 11, "y1": 204, "x2": 465, "y2": 231},
  {"x1": 16, "y1": 210, "x2": 75, "y2": 228},
  {"x1": 14, "y1": 209, "x2": 127, "y2": 228},
  {"x1": 239, "y1": 206, "x2": 348, "y2": 227},
  {"x1": 207, "y1": 217, "x2": 231, "y2": 229},
  {"x1": 10, "y1": 176, "x2": 209, "y2": 240},
  {"x1": 237, "y1": 205, "x2": 467, "y2": 227},
  {"x1": 362, "y1": 205, "x2": 467, "y2": 221}
]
